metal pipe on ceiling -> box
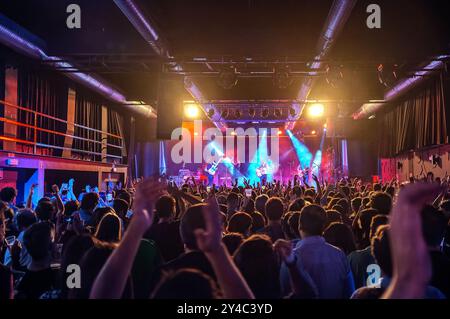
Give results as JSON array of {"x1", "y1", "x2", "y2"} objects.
[
  {"x1": 287, "y1": 0, "x2": 357, "y2": 130},
  {"x1": 0, "y1": 19, "x2": 156, "y2": 118},
  {"x1": 352, "y1": 55, "x2": 449, "y2": 119},
  {"x1": 113, "y1": 0, "x2": 224, "y2": 129}
]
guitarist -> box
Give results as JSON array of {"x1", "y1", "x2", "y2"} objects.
[
  {"x1": 205, "y1": 159, "x2": 220, "y2": 186},
  {"x1": 257, "y1": 161, "x2": 269, "y2": 185},
  {"x1": 233, "y1": 159, "x2": 242, "y2": 182}
]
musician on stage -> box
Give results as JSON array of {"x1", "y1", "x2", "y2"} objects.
[
  {"x1": 205, "y1": 159, "x2": 221, "y2": 186},
  {"x1": 297, "y1": 164, "x2": 311, "y2": 186},
  {"x1": 196, "y1": 167, "x2": 207, "y2": 185},
  {"x1": 257, "y1": 161, "x2": 269, "y2": 185},
  {"x1": 202, "y1": 163, "x2": 212, "y2": 186},
  {"x1": 233, "y1": 159, "x2": 242, "y2": 182}
]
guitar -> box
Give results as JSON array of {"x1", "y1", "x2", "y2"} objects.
[
  {"x1": 256, "y1": 163, "x2": 271, "y2": 177},
  {"x1": 206, "y1": 158, "x2": 223, "y2": 175},
  {"x1": 256, "y1": 167, "x2": 266, "y2": 177}
]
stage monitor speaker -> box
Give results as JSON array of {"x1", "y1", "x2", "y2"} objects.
[{"x1": 157, "y1": 77, "x2": 184, "y2": 140}]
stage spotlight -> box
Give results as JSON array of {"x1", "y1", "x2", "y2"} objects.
[
  {"x1": 184, "y1": 103, "x2": 200, "y2": 118},
  {"x1": 311, "y1": 130, "x2": 317, "y2": 135},
  {"x1": 194, "y1": 132, "x2": 199, "y2": 136},
  {"x1": 261, "y1": 108, "x2": 269, "y2": 118},
  {"x1": 273, "y1": 65, "x2": 292, "y2": 89},
  {"x1": 221, "y1": 109, "x2": 229, "y2": 119},
  {"x1": 217, "y1": 66, "x2": 238, "y2": 89},
  {"x1": 274, "y1": 108, "x2": 282, "y2": 118},
  {"x1": 231, "y1": 131, "x2": 237, "y2": 136},
  {"x1": 248, "y1": 107, "x2": 256, "y2": 118},
  {"x1": 289, "y1": 107, "x2": 296, "y2": 117},
  {"x1": 307, "y1": 103, "x2": 324, "y2": 118},
  {"x1": 277, "y1": 130, "x2": 282, "y2": 135}
]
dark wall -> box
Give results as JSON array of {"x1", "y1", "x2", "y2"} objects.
[
  {"x1": 347, "y1": 139, "x2": 379, "y2": 179},
  {"x1": 135, "y1": 142, "x2": 159, "y2": 178}
]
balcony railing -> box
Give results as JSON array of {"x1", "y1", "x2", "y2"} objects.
[{"x1": 0, "y1": 99, "x2": 124, "y2": 163}]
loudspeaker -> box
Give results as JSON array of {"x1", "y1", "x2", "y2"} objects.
[{"x1": 157, "y1": 77, "x2": 184, "y2": 140}]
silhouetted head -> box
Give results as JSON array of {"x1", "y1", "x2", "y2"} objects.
[
  {"x1": 152, "y1": 269, "x2": 218, "y2": 299},
  {"x1": 95, "y1": 213, "x2": 122, "y2": 243},
  {"x1": 227, "y1": 212, "x2": 252, "y2": 237},
  {"x1": 299, "y1": 204, "x2": 327, "y2": 237},
  {"x1": 234, "y1": 234, "x2": 280, "y2": 298},
  {"x1": 323, "y1": 222, "x2": 356, "y2": 255},
  {"x1": 265, "y1": 197, "x2": 284, "y2": 222},
  {"x1": 180, "y1": 204, "x2": 206, "y2": 250}
]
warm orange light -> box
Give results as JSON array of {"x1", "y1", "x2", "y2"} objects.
[
  {"x1": 307, "y1": 103, "x2": 324, "y2": 118},
  {"x1": 230, "y1": 131, "x2": 237, "y2": 136},
  {"x1": 311, "y1": 130, "x2": 317, "y2": 135},
  {"x1": 194, "y1": 132, "x2": 199, "y2": 136},
  {"x1": 278, "y1": 130, "x2": 282, "y2": 135},
  {"x1": 184, "y1": 103, "x2": 200, "y2": 118}
]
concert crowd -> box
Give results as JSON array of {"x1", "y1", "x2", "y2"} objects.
[{"x1": 0, "y1": 173, "x2": 449, "y2": 299}]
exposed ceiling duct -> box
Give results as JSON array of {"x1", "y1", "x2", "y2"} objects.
[
  {"x1": 0, "y1": 17, "x2": 156, "y2": 118},
  {"x1": 113, "y1": 0, "x2": 168, "y2": 58},
  {"x1": 113, "y1": 0, "x2": 225, "y2": 129},
  {"x1": 353, "y1": 55, "x2": 449, "y2": 119},
  {"x1": 286, "y1": 0, "x2": 357, "y2": 130}
]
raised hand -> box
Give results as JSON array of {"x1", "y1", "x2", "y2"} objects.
[
  {"x1": 194, "y1": 195, "x2": 255, "y2": 299},
  {"x1": 274, "y1": 238, "x2": 318, "y2": 298},
  {"x1": 383, "y1": 182, "x2": 442, "y2": 299},
  {"x1": 133, "y1": 178, "x2": 166, "y2": 230},
  {"x1": 52, "y1": 184, "x2": 60, "y2": 194},
  {"x1": 195, "y1": 195, "x2": 222, "y2": 254},
  {"x1": 167, "y1": 181, "x2": 180, "y2": 196},
  {"x1": 69, "y1": 212, "x2": 84, "y2": 235},
  {"x1": 302, "y1": 175, "x2": 310, "y2": 188},
  {"x1": 90, "y1": 177, "x2": 166, "y2": 299},
  {"x1": 274, "y1": 239, "x2": 293, "y2": 262},
  {"x1": 10, "y1": 240, "x2": 22, "y2": 270}
]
